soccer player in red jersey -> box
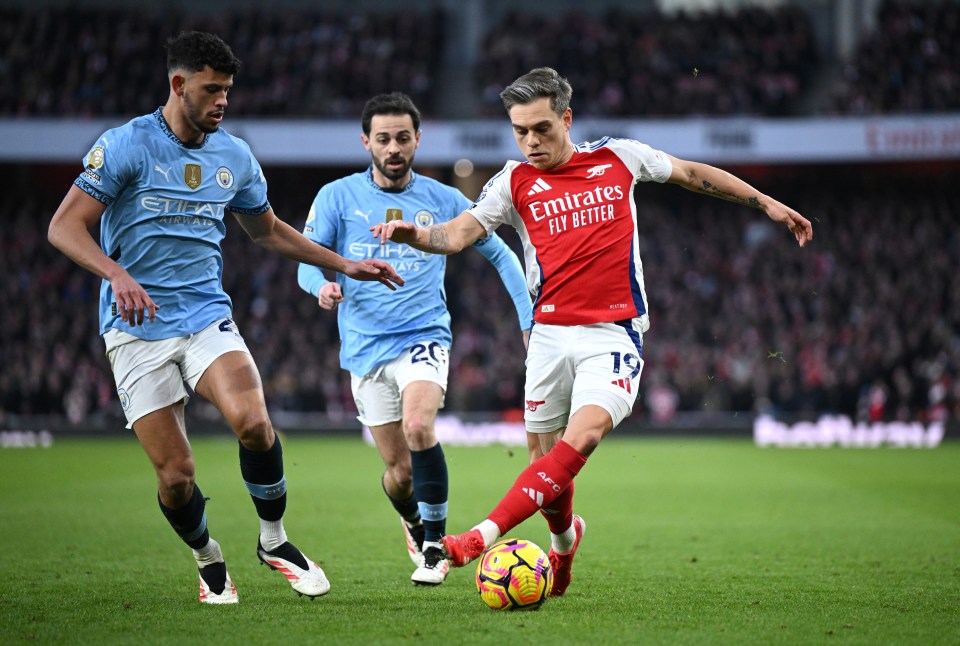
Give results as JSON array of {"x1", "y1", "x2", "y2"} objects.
[{"x1": 373, "y1": 67, "x2": 812, "y2": 596}]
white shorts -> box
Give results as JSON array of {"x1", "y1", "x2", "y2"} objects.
[
  {"x1": 104, "y1": 318, "x2": 251, "y2": 427},
  {"x1": 351, "y1": 341, "x2": 449, "y2": 427},
  {"x1": 524, "y1": 321, "x2": 644, "y2": 433}
]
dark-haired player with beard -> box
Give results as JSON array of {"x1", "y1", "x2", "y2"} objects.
[
  {"x1": 48, "y1": 30, "x2": 402, "y2": 604},
  {"x1": 298, "y1": 92, "x2": 532, "y2": 585}
]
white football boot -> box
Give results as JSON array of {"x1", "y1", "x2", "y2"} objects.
[
  {"x1": 411, "y1": 544, "x2": 450, "y2": 586},
  {"x1": 257, "y1": 540, "x2": 330, "y2": 598},
  {"x1": 198, "y1": 561, "x2": 239, "y2": 604},
  {"x1": 401, "y1": 517, "x2": 426, "y2": 567}
]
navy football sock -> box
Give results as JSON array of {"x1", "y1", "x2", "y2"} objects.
[
  {"x1": 411, "y1": 443, "x2": 448, "y2": 543},
  {"x1": 240, "y1": 437, "x2": 286, "y2": 522},
  {"x1": 382, "y1": 472, "x2": 421, "y2": 523},
  {"x1": 158, "y1": 484, "x2": 209, "y2": 550}
]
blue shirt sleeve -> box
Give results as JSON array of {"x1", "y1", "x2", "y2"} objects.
[
  {"x1": 472, "y1": 232, "x2": 533, "y2": 330},
  {"x1": 75, "y1": 127, "x2": 135, "y2": 205},
  {"x1": 297, "y1": 186, "x2": 338, "y2": 297},
  {"x1": 227, "y1": 140, "x2": 270, "y2": 215},
  {"x1": 297, "y1": 255, "x2": 329, "y2": 298}
]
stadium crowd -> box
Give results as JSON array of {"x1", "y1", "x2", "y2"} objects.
[
  {"x1": 0, "y1": 5, "x2": 443, "y2": 118},
  {"x1": 477, "y1": 5, "x2": 817, "y2": 117},
  {"x1": 2, "y1": 167, "x2": 958, "y2": 427},
  {"x1": 823, "y1": 0, "x2": 960, "y2": 114},
  {"x1": 1, "y1": 1, "x2": 956, "y2": 119},
  {"x1": 1, "y1": 0, "x2": 957, "y2": 429}
]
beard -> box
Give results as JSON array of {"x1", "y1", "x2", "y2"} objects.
[
  {"x1": 372, "y1": 153, "x2": 413, "y2": 182},
  {"x1": 183, "y1": 93, "x2": 221, "y2": 134}
]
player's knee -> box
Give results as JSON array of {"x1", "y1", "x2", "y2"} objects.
[
  {"x1": 234, "y1": 412, "x2": 273, "y2": 449},
  {"x1": 402, "y1": 416, "x2": 435, "y2": 449},
  {"x1": 158, "y1": 464, "x2": 196, "y2": 505},
  {"x1": 579, "y1": 430, "x2": 604, "y2": 454},
  {"x1": 562, "y1": 427, "x2": 603, "y2": 456},
  {"x1": 387, "y1": 463, "x2": 414, "y2": 492}
]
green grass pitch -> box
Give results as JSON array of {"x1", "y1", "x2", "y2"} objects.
[{"x1": 1, "y1": 435, "x2": 957, "y2": 645}]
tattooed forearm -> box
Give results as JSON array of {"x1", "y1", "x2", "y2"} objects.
[
  {"x1": 699, "y1": 180, "x2": 762, "y2": 209},
  {"x1": 427, "y1": 225, "x2": 449, "y2": 252}
]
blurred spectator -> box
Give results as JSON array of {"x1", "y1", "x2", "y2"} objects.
[
  {"x1": 824, "y1": 0, "x2": 960, "y2": 114},
  {"x1": 0, "y1": 6, "x2": 444, "y2": 118},
  {"x1": 477, "y1": 5, "x2": 817, "y2": 117},
  {"x1": 2, "y1": 2, "x2": 957, "y2": 119},
  {"x1": 2, "y1": 164, "x2": 958, "y2": 427}
]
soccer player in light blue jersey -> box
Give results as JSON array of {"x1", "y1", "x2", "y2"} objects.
[
  {"x1": 298, "y1": 92, "x2": 532, "y2": 585},
  {"x1": 47, "y1": 31, "x2": 403, "y2": 605}
]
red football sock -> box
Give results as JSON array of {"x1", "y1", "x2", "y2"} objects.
[
  {"x1": 488, "y1": 440, "x2": 587, "y2": 535},
  {"x1": 540, "y1": 481, "x2": 574, "y2": 535}
]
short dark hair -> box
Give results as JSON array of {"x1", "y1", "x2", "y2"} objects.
[
  {"x1": 166, "y1": 31, "x2": 241, "y2": 76},
  {"x1": 500, "y1": 67, "x2": 573, "y2": 116},
  {"x1": 361, "y1": 92, "x2": 421, "y2": 136}
]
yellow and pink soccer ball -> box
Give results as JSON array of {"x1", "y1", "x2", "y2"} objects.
[{"x1": 475, "y1": 538, "x2": 552, "y2": 610}]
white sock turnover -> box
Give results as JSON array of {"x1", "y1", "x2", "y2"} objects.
[{"x1": 259, "y1": 519, "x2": 288, "y2": 551}]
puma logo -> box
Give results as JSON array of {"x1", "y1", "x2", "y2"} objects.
[
  {"x1": 354, "y1": 209, "x2": 371, "y2": 223},
  {"x1": 154, "y1": 165, "x2": 172, "y2": 181}
]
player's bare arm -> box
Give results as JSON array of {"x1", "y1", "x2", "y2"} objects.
[
  {"x1": 233, "y1": 208, "x2": 404, "y2": 290},
  {"x1": 48, "y1": 185, "x2": 159, "y2": 325},
  {"x1": 372, "y1": 211, "x2": 487, "y2": 254},
  {"x1": 667, "y1": 155, "x2": 813, "y2": 247}
]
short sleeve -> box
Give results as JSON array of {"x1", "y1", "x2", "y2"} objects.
[
  {"x1": 466, "y1": 161, "x2": 520, "y2": 235},
  {"x1": 74, "y1": 129, "x2": 135, "y2": 205},
  {"x1": 302, "y1": 183, "x2": 340, "y2": 248},
  {"x1": 227, "y1": 142, "x2": 270, "y2": 215},
  {"x1": 606, "y1": 139, "x2": 673, "y2": 184}
]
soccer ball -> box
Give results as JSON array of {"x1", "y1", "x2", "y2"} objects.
[{"x1": 475, "y1": 538, "x2": 553, "y2": 610}]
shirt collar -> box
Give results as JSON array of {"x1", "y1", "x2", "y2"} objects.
[
  {"x1": 365, "y1": 166, "x2": 416, "y2": 194},
  {"x1": 154, "y1": 107, "x2": 213, "y2": 149}
]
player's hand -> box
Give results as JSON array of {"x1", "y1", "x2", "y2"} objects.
[
  {"x1": 317, "y1": 283, "x2": 344, "y2": 310},
  {"x1": 343, "y1": 259, "x2": 404, "y2": 290},
  {"x1": 371, "y1": 220, "x2": 417, "y2": 245},
  {"x1": 767, "y1": 201, "x2": 813, "y2": 248},
  {"x1": 109, "y1": 269, "x2": 159, "y2": 326}
]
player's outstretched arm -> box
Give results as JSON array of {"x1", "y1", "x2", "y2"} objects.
[
  {"x1": 233, "y1": 209, "x2": 404, "y2": 290},
  {"x1": 371, "y1": 211, "x2": 487, "y2": 255},
  {"x1": 666, "y1": 155, "x2": 813, "y2": 248},
  {"x1": 48, "y1": 185, "x2": 159, "y2": 325}
]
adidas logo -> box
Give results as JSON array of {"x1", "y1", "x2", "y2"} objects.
[
  {"x1": 526, "y1": 178, "x2": 552, "y2": 195},
  {"x1": 522, "y1": 487, "x2": 544, "y2": 506},
  {"x1": 611, "y1": 378, "x2": 632, "y2": 394}
]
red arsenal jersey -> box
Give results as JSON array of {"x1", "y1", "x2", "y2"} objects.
[{"x1": 468, "y1": 137, "x2": 672, "y2": 329}]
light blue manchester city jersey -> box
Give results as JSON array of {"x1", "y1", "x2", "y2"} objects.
[
  {"x1": 75, "y1": 108, "x2": 270, "y2": 340},
  {"x1": 298, "y1": 169, "x2": 532, "y2": 377}
]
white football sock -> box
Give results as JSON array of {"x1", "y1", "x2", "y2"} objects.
[
  {"x1": 192, "y1": 537, "x2": 224, "y2": 567},
  {"x1": 474, "y1": 519, "x2": 501, "y2": 548},
  {"x1": 551, "y1": 520, "x2": 577, "y2": 554},
  {"x1": 259, "y1": 519, "x2": 288, "y2": 551}
]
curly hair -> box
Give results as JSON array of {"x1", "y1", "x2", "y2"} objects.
[{"x1": 166, "y1": 31, "x2": 241, "y2": 76}]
